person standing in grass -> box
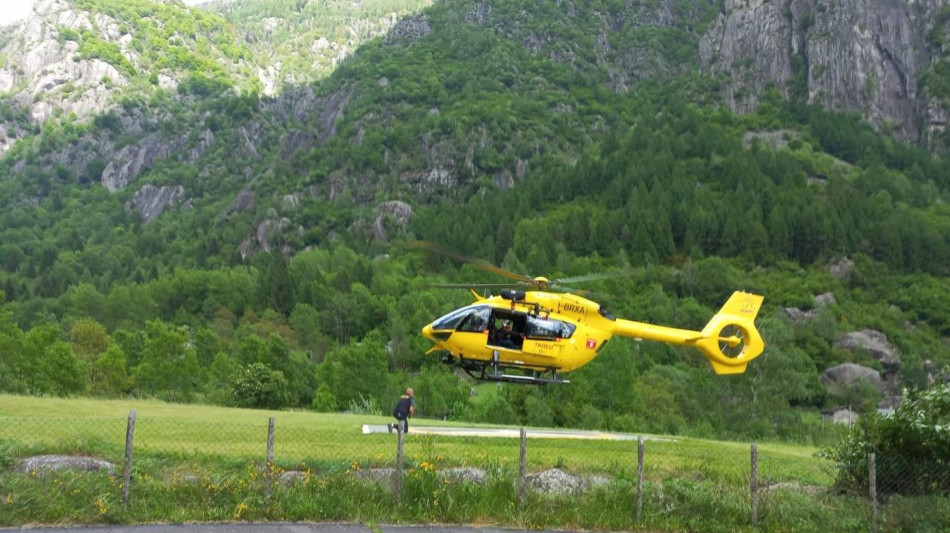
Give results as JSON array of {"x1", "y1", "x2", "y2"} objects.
[{"x1": 388, "y1": 388, "x2": 415, "y2": 433}]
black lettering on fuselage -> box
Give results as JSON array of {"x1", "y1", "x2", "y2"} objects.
[{"x1": 559, "y1": 303, "x2": 587, "y2": 316}]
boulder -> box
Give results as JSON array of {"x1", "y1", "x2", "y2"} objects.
[
  {"x1": 15, "y1": 455, "x2": 115, "y2": 475},
  {"x1": 440, "y1": 467, "x2": 487, "y2": 484},
  {"x1": 525, "y1": 468, "x2": 583, "y2": 495},
  {"x1": 834, "y1": 330, "x2": 902, "y2": 370},
  {"x1": 829, "y1": 257, "x2": 854, "y2": 283},
  {"x1": 279, "y1": 470, "x2": 307, "y2": 486},
  {"x1": 820, "y1": 363, "x2": 884, "y2": 393}
]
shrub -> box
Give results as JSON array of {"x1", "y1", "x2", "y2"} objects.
[
  {"x1": 229, "y1": 363, "x2": 291, "y2": 409},
  {"x1": 818, "y1": 379, "x2": 950, "y2": 495}
]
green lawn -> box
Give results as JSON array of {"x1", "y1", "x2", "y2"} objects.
[
  {"x1": 0, "y1": 394, "x2": 831, "y2": 486},
  {"x1": 7, "y1": 395, "x2": 947, "y2": 532}
]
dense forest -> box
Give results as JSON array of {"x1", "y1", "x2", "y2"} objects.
[{"x1": 0, "y1": 0, "x2": 948, "y2": 443}]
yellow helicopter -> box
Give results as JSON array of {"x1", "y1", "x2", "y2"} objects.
[{"x1": 414, "y1": 243, "x2": 765, "y2": 385}]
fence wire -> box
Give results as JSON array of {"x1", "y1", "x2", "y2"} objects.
[{"x1": 1, "y1": 412, "x2": 949, "y2": 533}]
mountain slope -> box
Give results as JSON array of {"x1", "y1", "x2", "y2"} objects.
[{"x1": 0, "y1": 0, "x2": 948, "y2": 439}]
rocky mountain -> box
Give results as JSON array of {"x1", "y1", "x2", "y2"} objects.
[
  {"x1": 207, "y1": 0, "x2": 434, "y2": 95},
  {"x1": 0, "y1": 0, "x2": 948, "y2": 437},
  {"x1": 701, "y1": 0, "x2": 950, "y2": 149}
]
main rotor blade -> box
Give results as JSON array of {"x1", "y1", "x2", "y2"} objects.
[
  {"x1": 428, "y1": 282, "x2": 528, "y2": 290},
  {"x1": 406, "y1": 241, "x2": 535, "y2": 284},
  {"x1": 552, "y1": 271, "x2": 632, "y2": 286}
]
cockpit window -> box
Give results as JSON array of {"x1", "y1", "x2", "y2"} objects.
[
  {"x1": 432, "y1": 305, "x2": 487, "y2": 331},
  {"x1": 457, "y1": 306, "x2": 491, "y2": 332}
]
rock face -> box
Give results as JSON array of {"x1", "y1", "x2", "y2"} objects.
[
  {"x1": 834, "y1": 330, "x2": 902, "y2": 370},
  {"x1": 126, "y1": 184, "x2": 189, "y2": 222},
  {"x1": 373, "y1": 200, "x2": 414, "y2": 242},
  {"x1": 820, "y1": 362, "x2": 884, "y2": 393},
  {"x1": 384, "y1": 15, "x2": 431, "y2": 45},
  {"x1": 701, "y1": 0, "x2": 948, "y2": 146},
  {"x1": 0, "y1": 0, "x2": 134, "y2": 154}
]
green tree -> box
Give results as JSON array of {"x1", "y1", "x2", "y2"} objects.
[
  {"x1": 44, "y1": 341, "x2": 87, "y2": 396},
  {"x1": 133, "y1": 320, "x2": 201, "y2": 401},
  {"x1": 230, "y1": 362, "x2": 291, "y2": 409},
  {"x1": 92, "y1": 344, "x2": 131, "y2": 396}
]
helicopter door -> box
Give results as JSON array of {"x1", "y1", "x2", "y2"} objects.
[{"x1": 487, "y1": 312, "x2": 525, "y2": 351}]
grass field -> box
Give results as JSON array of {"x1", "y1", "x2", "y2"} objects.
[
  {"x1": 0, "y1": 394, "x2": 831, "y2": 486},
  {"x1": 7, "y1": 394, "x2": 946, "y2": 532}
]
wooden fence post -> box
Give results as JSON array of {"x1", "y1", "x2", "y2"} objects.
[
  {"x1": 395, "y1": 424, "x2": 405, "y2": 501},
  {"x1": 122, "y1": 410, "x2": 136, "y2": 508},
  {"x1": 637, "y1": 436, "x2": 644, "y2": 522},
  {"x1": 266, "y1": 417, "x2": 275, "y2": 497},
  {"x1": 750, "y1": 443, "x2": 758, "y2": 526},
  {"x1": 869, "y1": 452, "x2": 878, "y2": 533},
  {"x1": 518, "y1": 426, "x2": 527, "y2": 507}
]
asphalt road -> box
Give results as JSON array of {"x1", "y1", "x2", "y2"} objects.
[{"x1": 2, "y1": 524, "x2": 569, "y2": 533}]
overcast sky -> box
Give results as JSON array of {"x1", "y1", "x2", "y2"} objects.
[{"x1": 0, "y1": 0, "x2": 214, "y2": 27}]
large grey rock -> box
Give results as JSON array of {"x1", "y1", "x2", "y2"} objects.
[
  {"x1": 465, "y1": 1, "x2": 492, "y2": 26},
  {"x1": 815, "y1": 292, "x2": 836, "y2": 307},
  {"x1": 384, "y1": 15, "x2": 431, "y2": 45},
  {"x1": 525, "y1": 468, "x2": 584, "y2": 495},
  {"x1": 15, "y1": 455, "x2": 115, "y2": 475},
  {"x1": 701, "y1": 0, "x2": 946, "y2": 145},
  {"x1": 829, "y1": 257, "x2": 855, "y2": 283},
  {"x1": 441, "y1": 467, "x2": 487, "y2": 484},
  {"x1": 373, "y1": 200, "x2": 414, "y2": 242},
  {"x1": 126, "y1": 184, "x2": 187, "y2": 222},
  {"x1": 820, "y1": 362, "x2": 884, "y2": 393},
  {"x1": 834, "y1": 330, "x2": 902, "y2": 369}
]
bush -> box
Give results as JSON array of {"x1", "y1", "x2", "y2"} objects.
[
  {"x1": 818, "y1": 380, "x2": 950, "y2": 495},
  {"x1": 229, "y1": 363, "x2": 291, "y2": 409}
]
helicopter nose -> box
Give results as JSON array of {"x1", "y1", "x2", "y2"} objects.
[{"x1": 421, "y1": 323, "x2": 435, "y2": 341}]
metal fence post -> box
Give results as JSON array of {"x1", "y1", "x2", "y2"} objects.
[
  {"x1": 266, "y1": 417, "x2": 275, "y2": 498},
  {"x1": 637, "y1": 436, "x2": 644, "y2": 522},
  {"x1": 869, "y1": 452, "x2": 878, "y2": 533},
  {"x1": 751, "y1": 443, "x2": 758, "y2": 526},
  {"x1": 395, "y1": 424, "x2": 405, "y2": 501},
  {"x1": 122, "y1": 409, "x2": 136, "y2": 508},
  {"x1": 518, "y1": 426, "x2": 527, "y2": 506}
]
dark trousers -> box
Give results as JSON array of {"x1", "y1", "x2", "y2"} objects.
[{"x1": 394, "y1": 412, "x2": 409, "y2": 433}]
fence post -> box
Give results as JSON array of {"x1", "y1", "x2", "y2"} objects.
[
  {"x1": 750, "y1": 443, "x2": 758, "y2": 526},
  {"x1": 395, "y1": 424, "x2": 405, "y2": 502},
  {"x1": 518, "y1": 426, "x2": 527, "y2": 507},
  {"x1": 869, "y1": 452, "x2": 878, "y2": 533},
  {"x1": 266, "y1": 417, "x2": 275, "y2": 498},
  {"x1": 122, "y1": 409, "x2": 136, "y2": 508},
  {"x1": 637, "y1": 436, "x2": 644, "y2": 522}
]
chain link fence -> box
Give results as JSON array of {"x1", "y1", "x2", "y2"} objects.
[{"x1": 2, "y1": 411, "x2": 949, "y2": 532}]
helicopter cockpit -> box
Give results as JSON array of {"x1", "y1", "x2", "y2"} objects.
[{"x1": 430, "y1": 305, "x2": 576, "y2": 353}]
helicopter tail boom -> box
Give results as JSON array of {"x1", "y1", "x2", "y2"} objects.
[{"x1": 612, "y1": 291, "x2": 765, "y2": 375}]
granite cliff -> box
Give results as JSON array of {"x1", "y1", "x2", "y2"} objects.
[{"x1": 701, "y1": 0, "x2": 950, "y2": 148}]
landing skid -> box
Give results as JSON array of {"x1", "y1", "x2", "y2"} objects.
[{"x1": 447, "y1": 354, "x2": 569, "y2": 385}]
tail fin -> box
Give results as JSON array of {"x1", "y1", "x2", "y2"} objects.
[{"x1": 692, "y1": 291, "x2": 765, "y2": 375}]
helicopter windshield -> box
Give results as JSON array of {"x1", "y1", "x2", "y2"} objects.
[{"x1": 432, "y1": 305, "x2": 486, "y2": 331}]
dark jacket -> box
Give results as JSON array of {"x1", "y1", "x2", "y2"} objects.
[{"x1": 393, "y1": 395, "x2": 414, "y2": 418}]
